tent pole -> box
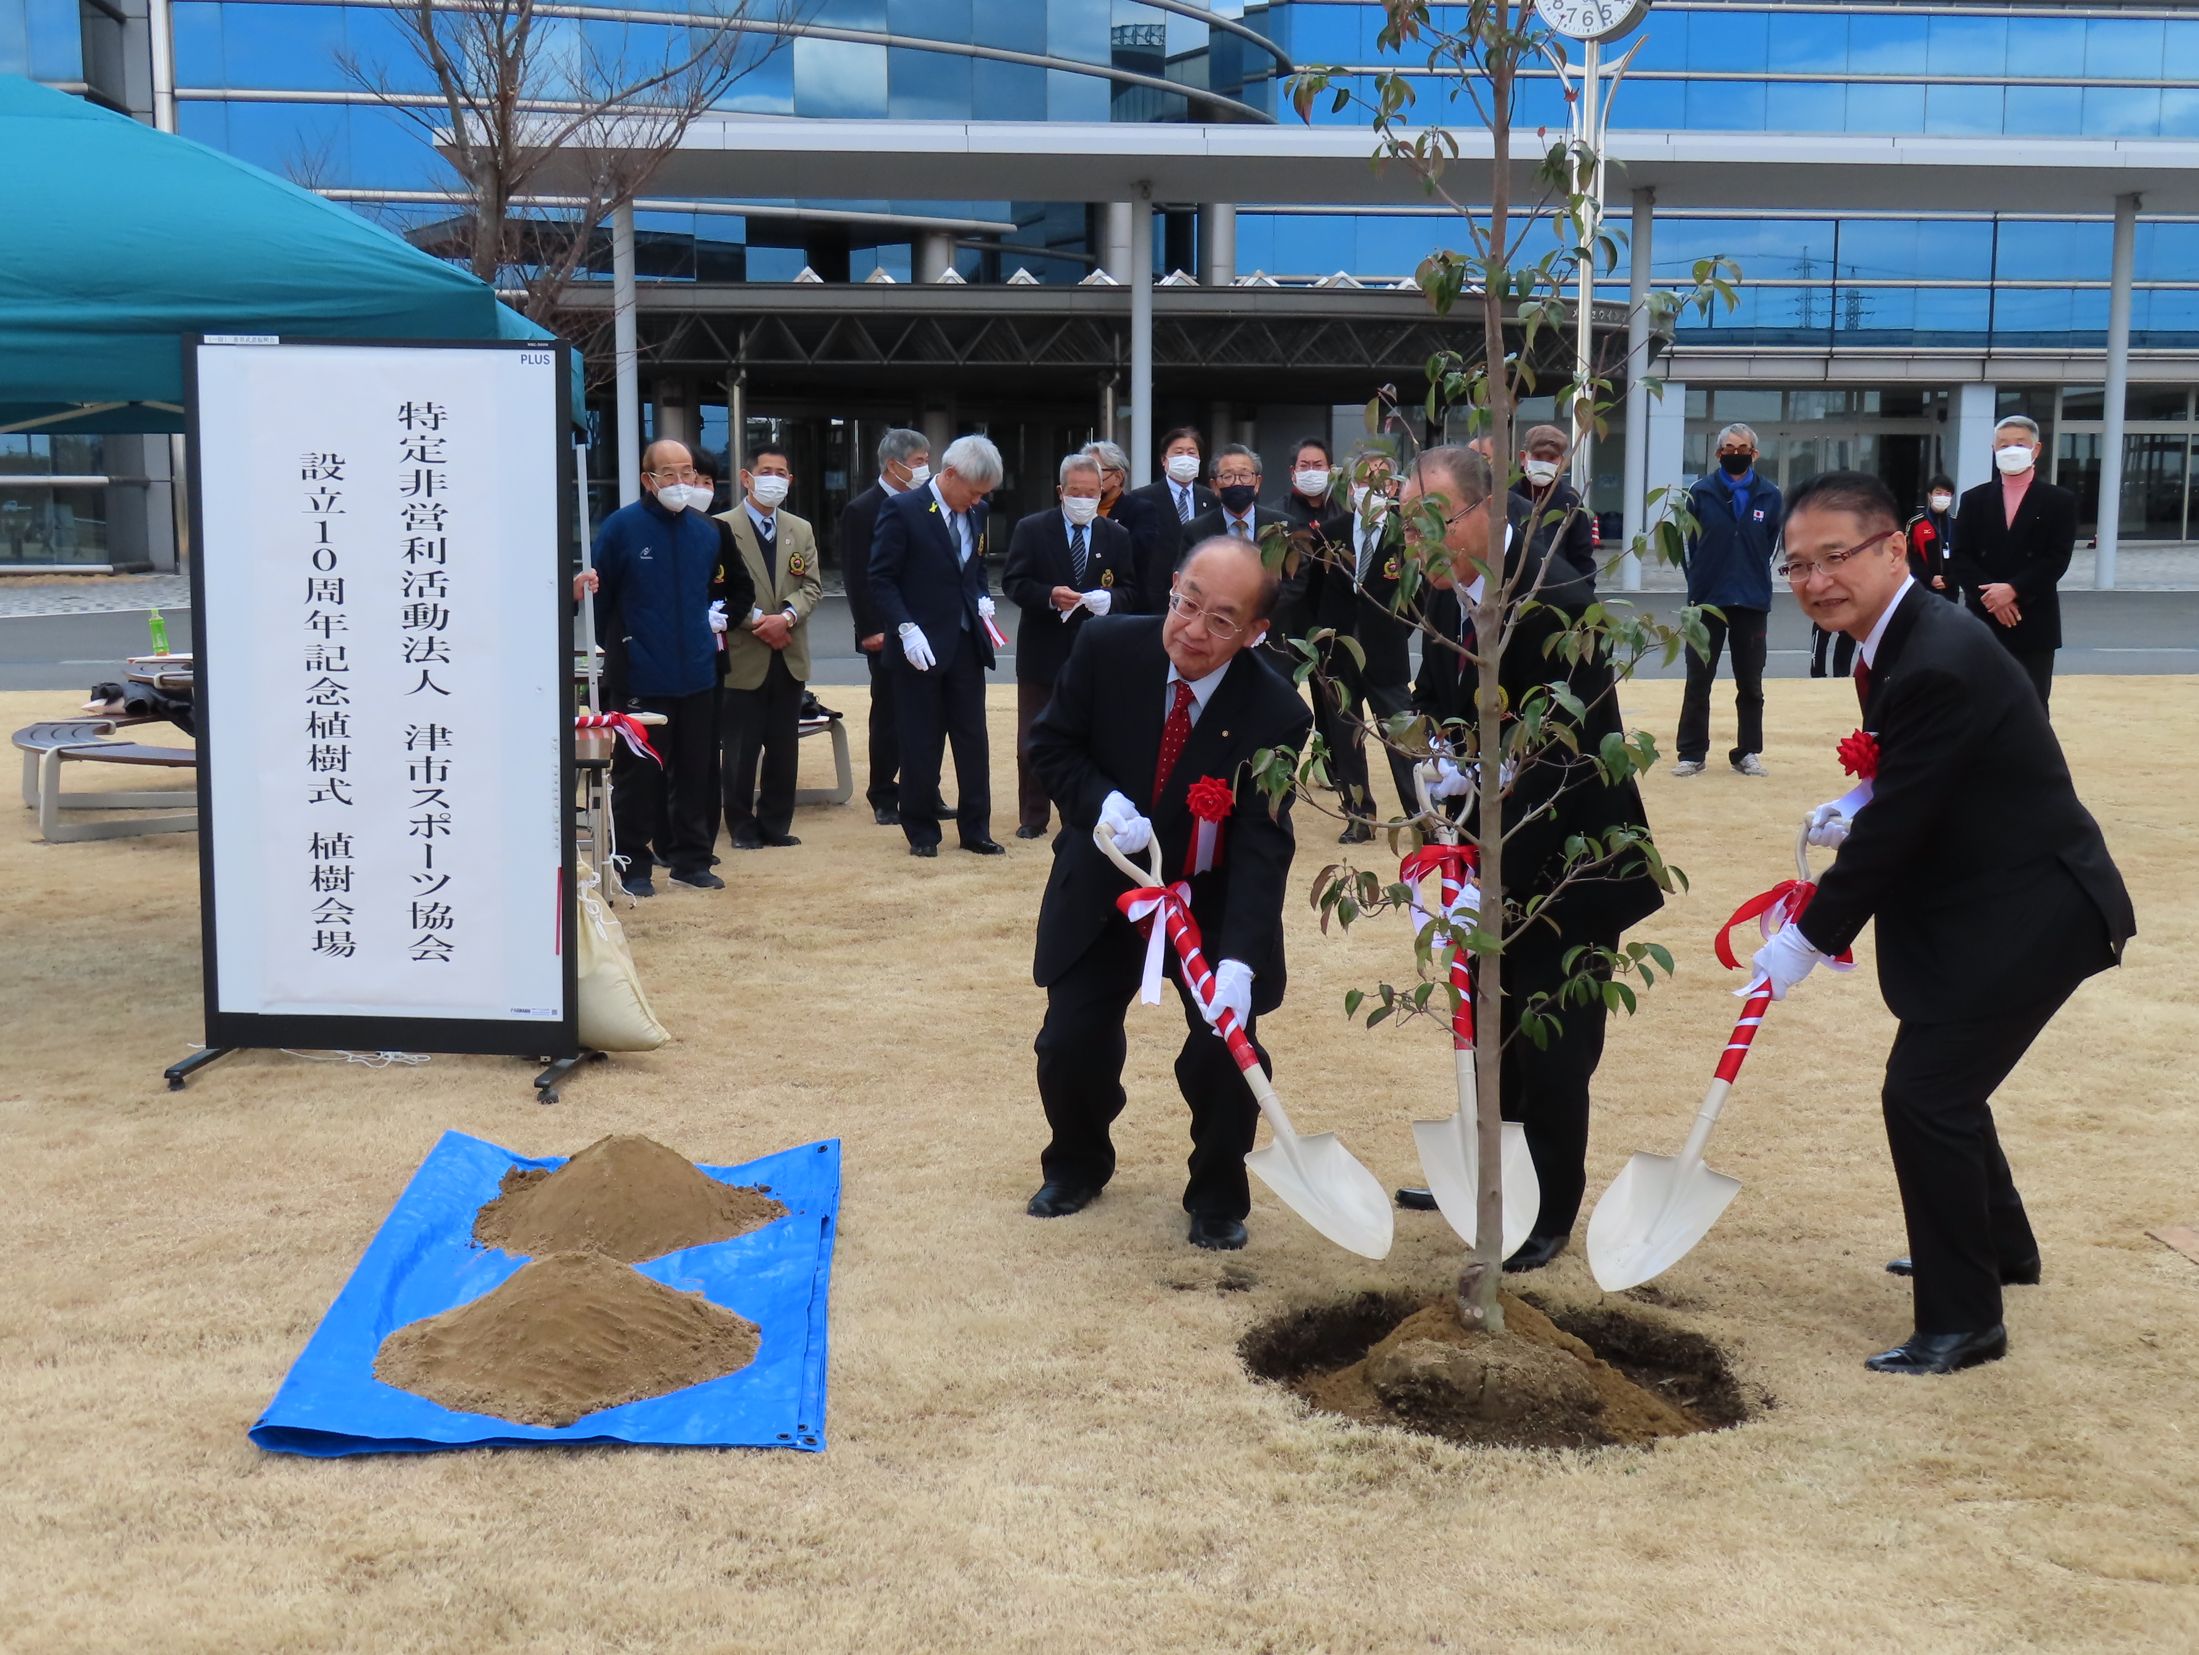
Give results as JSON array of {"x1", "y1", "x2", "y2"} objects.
[
  {"x1": 613, "y1": 202, "x2": 640, "y2": 506},
  {"x1": 575, "y1": 445, "x2": 600, "y2": 715}
]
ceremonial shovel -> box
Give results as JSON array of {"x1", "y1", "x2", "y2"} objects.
[
  {"x1": 1586, "y1": 821, "x2": 1816, "y2": 1292},
  {"x1": 1095, "y1": 825, "x2": 1394, "y2": 1259},
  {"x1": 1405, "y1": 766, "x2": 1539, "y2": 1262}
]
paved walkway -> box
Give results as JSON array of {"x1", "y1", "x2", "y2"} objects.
[{"x1": 0, "y1": 573, "x2": 192, "y2": 617}]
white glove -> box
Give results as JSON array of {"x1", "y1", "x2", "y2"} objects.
[
  {"x1": 1080, "y1": 588, "x2": 1112, "y2": 617},
  {"x1": 1747, "y1": 922, "x2": 1830, "y2": 1003},
  {"x1": 977, "y1": 595, "x2": 997, "y2": 621},
  {"x1": 1426, "y1": 758, "x2": 1472, "y2": 800},
  {"x1": 1805, "y1": 800, "x2": 1852, "y2": 850},
  {"x1": 1099, "y1": 789, "x2": 1152, "y2": 855},
  {"x1": 707, "y1": 600, "x2": 728, "y2": 635},
  {"x1": 1202, "y1": 959, "x2": 1255, "y2": 1032},
  {"x1": 900, "y1": 625, "x2": 935, "y2": 671}
]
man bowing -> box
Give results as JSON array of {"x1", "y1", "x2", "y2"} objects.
[
  {"x1": 1751, "y1": 471, "x2": 2133, "y2": 1376},
  {"x1": 1025, "y1": 536, "x2": 1313, "y2": 1250}
]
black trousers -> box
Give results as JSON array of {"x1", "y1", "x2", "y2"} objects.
[
  {"x1": 1495, "y1": 915, "x2": 1617, "y2": 1241},
  {"x1": 1677, "y1": 604, "x2": 1768, "y2": 765},
  {"x1": 1034, "y1": 915, "x2": 1268, "y2": 1219},
  {"x1": 1881, "y1": 987, "x2": 2076, "y2": 1335},
  {"x1": 1808, "y1": 622, "x2": 1856, "y2": 680},
  {"x1": 2014, "y1": 648, "x2": 2056, "y2": 711},
  {"x1": 895, "y1": 640, "x2": 991, "y2": 850},
  {"x1": 722, "y1": 654, "x2": 803, "y2": 840},
  {"x1": 1014, "y1": 677, "x2": 1056, "y2": 834},
  {"x1": 1318, "y1": 665, "x2": 1419, "y2": 823},
  {"x1": 610, "y1": 687, "x2": 717, "y2": 879},
  {"x1": 861, "y1": 644, "x2": 901, "y2": 810}
]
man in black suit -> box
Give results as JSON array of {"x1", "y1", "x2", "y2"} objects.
[
  {"x1": 1753, "y1": 471, "x2": 2133, "y2": 1375},
  {"x1": 868, "y1": 433, "x2": 1006, "y2": 858},
  {"x1": 1406, "y1": 445, "x2": 1666, "y2": 1271},
  {"x1": 839, "y1": 427, "x2": 930, "y2": 825},
  {"x1": 1944, "y1": 416, "x2": 2077, "y2": 709},
  {"x1": 1515, "y1": 423, "x2": 1598, "y2": 590},
  {"x1": 1184, "y1": 444, "x2": 1294, "y2": 668},
  {"x1": 1025, "y1": 536, "x2": 1314, "y2": 1250},
  {"x1": 1000, "y1": 451, "x2": 1138, "y2": 839},
  {"x1": 1115, "y1": 426, "x2": 1217, "y2": 614}
]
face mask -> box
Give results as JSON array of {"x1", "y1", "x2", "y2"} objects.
[
  {"x1": 1995, "y1": 444, "x2": 2034, "y2": 476},
  {"x1": 1350, "y1": 484, "x2": 1391, "y2": 517},
  {"x1": 1165, "y1": 453, "x2": 1202, "y2": 485},
  {"x1": 750, "y1": 474, "x2": 790, "y2": 508},
  {"x1": 1929, "y1": 492, "x2": 1953, "y2": 513},
  {"x1": 1061, "y1": 495, "x2": 1100, "y2": 526},
  {"x1": 1218, "y1": 483, "x2": 1259, "y2": 515},
  {"x1": 1293, "y1": 467, "x2": 1331, "y2": 499},
  {"x1": 1523, "y1": 458, "x2": 1560, "y2": 487},
  {"x1": 654, "y1": 482, "x2": 691, "y2": 513},
  {"x1": 1718, "y1": 452, "x2": 1753, "y2": 477},
  {"x1": 904, "y1": 462, "x2": 931, "y2": 489}
]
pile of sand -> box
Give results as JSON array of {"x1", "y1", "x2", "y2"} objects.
[
  {"x1": 474, "y1": 1134, "x2": 786, "y2": 1262},
  {"x1": 374, "y1": 1251, "x2": 761, "y2": 1427}
]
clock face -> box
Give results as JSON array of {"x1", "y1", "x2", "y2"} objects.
[{"x1": 1533, "y1": 0, "x2": 1651, "y2": 43}]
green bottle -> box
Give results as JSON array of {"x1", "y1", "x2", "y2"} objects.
[{"x1": 148, "y1": 607, "x2": 170, "y2": 656}]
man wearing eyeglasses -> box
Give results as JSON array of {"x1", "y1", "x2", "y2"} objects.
[
  {"x1": 1748, "y1": 471, "x2": 2132, "y2": 1376},
  {"x1": 571, "y1": 438, "x2": 729, "y2": 897},
  {"x1": 1023, "y1": 536, "x2": 1314, "y2": 1251}
]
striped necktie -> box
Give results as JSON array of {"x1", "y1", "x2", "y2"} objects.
[{"x1": 1175, "y1": 486, "x2": 1193, "y2": 524}]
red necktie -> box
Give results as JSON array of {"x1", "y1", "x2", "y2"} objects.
[
  {"x1": 1153, "y1": 679, "x2": 1196, "y2": 802},
  {"x1": 1854, "y1": 658, "x2": 1871, "y2": 714}
]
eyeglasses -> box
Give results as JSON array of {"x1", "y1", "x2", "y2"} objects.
[
  {"x1": 1777, "y1": 531, "x2": 1892, "y2": 583},
  {"x1": 645, "y1": 467, "x2": 701, "y2": 484},
  {"x1": 1167, "y1": 589, "x2": 1245, "y2": 641}
]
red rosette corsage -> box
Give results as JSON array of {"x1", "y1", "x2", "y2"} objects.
[
  {"x1": 1836, "y1": 728, "x2": 1880, "y2": 781},
  {"x1": 1185, "y1": 774, "x2": 1234, "y2": 822}
]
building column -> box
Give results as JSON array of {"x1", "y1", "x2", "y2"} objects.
[
  {"x1": 1645, "y1": 378, "x2": 1688, "y2": 570},
  {"x1": 726, "y1": 366, "x2": 746, "y2": 478},
  {"x1": 1100, "y1": 203, "x2": 1134, "y2": 282},
  {"x1": 2097, "y1": 192, "x2": 2139, "y2": 591},
  {"x1": 1199, "y1": 203, "x2": 1237, "y2": 287},
  {"x1": 1100, "y1": 378, "x2": 1117, "y2": 446},
  {"x1": 1619, "y1": 187, "x2": 1654, "y2": 593},
  {"x1": 653, "y1": 378, "x2": 696, "y2": 448},
  {"x1": 916, "y1": 231, "x2": 956, "y2": 283},
  {"x1": 1949, "y1": 383, "x2": 1998, "y2": 492},
  {"x1": 1130, "y1": 186, "x2": 1154, "y2": 487},
  {"x1": 612, "y1": 202, "x2": 640, "y2": 506}
]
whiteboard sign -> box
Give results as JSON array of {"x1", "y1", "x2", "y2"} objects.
[{"x1": 187, "y1": 338, "x2": 575, "y2": 1056}]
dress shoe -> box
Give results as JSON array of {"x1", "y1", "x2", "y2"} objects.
[
  {"x1": 909, "y1": 843, "x2": 938, "y2": 858},
  {"x1": 761, "y1": 833, "x2": 801, "y2": 848},
  {"x1": 730, "y1": 824, "x2": 763, "y2": 850},
  {"x1": 1886, "y1": 1254, "x2": 2041, "y2": 1285},
  {"x1": 668, "y1": 868, "x2": 724, "y2": 891},
  {"x1": 1015, "y1": 824, "x2": 1047, "y2": 839},
  {"x1": 620, "y1": 875, "x2": 656, "y2": 899},
  {"x1": 872, "y1": 806, "x2": 900, "y2": 826},
  {"x1": 1395, "y1": 1186, "x2": 1437, "y2": 1212},
  {"x1": 1188, "y1": 1213, "x2": 1248, "y2": 1251},
  {"x1": 1864, "y1": 1324, "x2": 2007, "y2": 1376},
  {"x1": 1502, "y1": 1232, "x2": 1568, "y2": 1273},
  {"x1": 1338, "y1": 821, "x2": 1373, "y2": 845},
  {"x1": 1026, "y1": 1182, "x2": 1100, "y2": 1218},
  {"x1": 961, "y1": 838, "x2": 1007, "y2": 855}
]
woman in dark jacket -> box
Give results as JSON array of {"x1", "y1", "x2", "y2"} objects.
[{"x1": 1906, "y1": 472, "x2": 1960, "y2": 600}]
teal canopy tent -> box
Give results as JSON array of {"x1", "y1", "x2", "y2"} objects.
[{"x1": 0, "y1": 75, "x2": 567, "y2": 434}]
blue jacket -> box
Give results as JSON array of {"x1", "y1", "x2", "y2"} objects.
[
  {"x1": 593, "y1": 494, "x2": 721, "y2": 698},
  {"x1": 868, "y1": 482, "x2": 995, "y2": 674},
  {"x1": 1683, "y1": 470, "x2": 1783, "y2": 611}
]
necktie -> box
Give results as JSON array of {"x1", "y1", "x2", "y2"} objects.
[
  {"x1": 1070, "y1": 523, "x2": 1088, "y2": 585},
  {"x1": 954, "y1": 513, "x2": 970, "y2": 566},
  {"x1": 1175, "y1": 486, "x2": 1193, "y2": 524},
  {"x1": 1854, "y1": 658, "x2": 1871, "y2": 714},
  {"x1": 1355, "y1": 525, "x2": 1373, "y2": 585},
  {"x1": 1232, "y1": 517, "x2": 1250, "y2": 540},
  {"x1": 758, "y1": 517, "x2": 777, "y2": 582},
  {"x1": 1153, "y1": 679, "x2": 1196, "y2": 802}
]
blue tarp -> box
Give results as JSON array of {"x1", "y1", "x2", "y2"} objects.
[{"x1": 251, "y1": 1130, "x2": 839, "y2": 1456}]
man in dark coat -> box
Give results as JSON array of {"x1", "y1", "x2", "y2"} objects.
[
  {"x1": 1024, "y1": 536, "x2": 1314, "y2": 1251},
  {"x1": 1754, "y1": 471, "x2": 2133, "y2": 1376},
  {"x1": 1515, "y1": 423, "x2": 1598, "y2": 591},
  {"x1": 1184, "y1": 444, "x2": 1295, "y2": 672},
  {"x1": 839, "y1": 427, "x2": 931, "y2": 824},
  {"x1": 1675, "y1": 422, "x2": 1783, "y2": 778},
  {"x1": 1000, "y1": 451, "x2": 1139, "y2": 838},
  {"x1": 1115, "y1": 426, "x2": 1218, "y2": 615},
  {"x1": 1945, "y1": 417, "x2": 2077, "y2": 709},
  {"x1": 1406, "y1": 445, "x2": 1666, "y2": 1271}
]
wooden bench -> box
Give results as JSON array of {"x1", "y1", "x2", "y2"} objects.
[{"x1": 13, "y1": 718, "x2": 197, "y2": 843}]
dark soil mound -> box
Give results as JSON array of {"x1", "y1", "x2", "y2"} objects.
[
  {"x1": 474, "y1": 1134, "x2": 786, "y2": 1263},
  {"x1": 1241, "y1": 1288, "x2": 1752, "y2": 1451},
  {"x1": 374, "y1": 1250, "x2": 761, "y2": 1427}
]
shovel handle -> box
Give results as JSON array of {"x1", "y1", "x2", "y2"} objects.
[{"x1": 1095, "y1": 823, "x2": 1263, "y2": 1075}]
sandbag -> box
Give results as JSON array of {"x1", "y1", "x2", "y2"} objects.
[{"x1": 575, "y1": 856, "x2": 669, "y2": 1051}]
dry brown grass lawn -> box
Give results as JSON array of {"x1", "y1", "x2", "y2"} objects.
[{"x1": 2, "y1": 675, "x2": 2195, "y2": 1654}]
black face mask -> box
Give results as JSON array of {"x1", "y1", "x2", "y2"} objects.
[
  {"x1": 1218, "y1": 483, "x2": 1260, "y2": 514},
  {"x1": 1719, "y1": 452, "x2": 1753, "y2": 477}
]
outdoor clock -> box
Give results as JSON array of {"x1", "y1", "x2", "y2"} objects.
[{"x1": 1533, "y1": 0, "x2": 1651, "y2": 44}]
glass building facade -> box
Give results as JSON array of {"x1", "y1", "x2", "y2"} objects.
[{"x1": 14, "y1": 0, "x2": 2199, "y2": 565}]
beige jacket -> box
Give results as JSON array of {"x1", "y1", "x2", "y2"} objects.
[{"x1": 719, "y1": 504, "x2": 824, "y2": 689}]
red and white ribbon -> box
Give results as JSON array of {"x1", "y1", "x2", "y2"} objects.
[
  {"x1": 1116, "y1": 882, "x2": 1261, "y2": 1075},
  {"x1": 1401, "y1": 844, "x2": 1479, "y2": 1051},
  {"x1": 1714, "y1": 880, "x2": 1854, "y2": 974},
  {"x1": 1117, "y1": 879, "x2": 1193, "y2": 1007},
  {"x1": 1716, "y1": 981, "x2": 1776, "y2": 1084},
  {"x1": 981, "y1": 612, "x2": 1008, "y2": 650},
  {"x1": 576, "y1": 712, "x2": 663, "y2": 767}
]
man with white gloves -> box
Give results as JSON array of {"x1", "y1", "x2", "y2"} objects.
[
  {"x1": 868, "y1": 433, "x2": 1006, "y2": 858},
  {"x1": 1001, "y1": 452, "x2": 1140, "y2": 839},
  {"x1": 1025, "y1": 536, "x2": 1313, "y2": 1250}
]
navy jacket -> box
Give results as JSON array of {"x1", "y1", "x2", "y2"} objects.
[
  {"x1": 868, "y1": 482, "x2": 996, "y2": 674},
  {"x1": 593, "y1": 494, "x2": 722, "y2": 699},
  {"x1": 1682, "y1": 470, "x2": 1783, "y2": 611}
]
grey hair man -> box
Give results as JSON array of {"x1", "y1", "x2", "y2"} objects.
[
  {"x1": 1943, "y1": 414, "x2": 2077, "y2": 708},
  {"x1": 1082, "y1": 440, "x2": 1130, "y2": 519},
  {"x1": 1674, "y1": 421, "x2": 1783, "y2": 778},
  {"x1": 842, "y1": 425, "x2": 936, "y2": 824}
]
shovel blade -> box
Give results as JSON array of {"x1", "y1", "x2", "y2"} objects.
[
  {"x1": 1410, "y1": 1115, "x2": 1540, "y2": 1262},
  {"x1": 1246, "y1": 1131, "x2": 1394, "y2": 1260},
  {"x1": 1585, "y1": 1151, "x2": 1742, "y2": 1292}
]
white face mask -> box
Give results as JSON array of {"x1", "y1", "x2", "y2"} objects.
[
  {"x1": 1293, "y1": 467, "x2": 1332, "y2": 499},
  {"x1": 1165, "y1": 453, "x2": 1202, "y2": 485},
  {"x1": 1349, "y1": 483, "x2": 1389, "y2": 517},
  {"x1": 1994, "y1": 444, "x2": 2035, "y2": 477},
  {"x1": 1929, "y1": 492, "x2": 1953, "y2": 513},
  {"x1": 1061, "y1": 495, "x2": 1100, "y2": 526},
  {"x1": 903, "y1": 462, "x2": 931, "y2": 489},
  {"x1": 1522, "y1": 458, "x2": 1560, "y2": 487},
  {"x1": 750, "y1": 474, "x2": 791, "y2": 508},
  {"x1": 655, "y1": 482, "x2": 692, "y2": 513}
]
